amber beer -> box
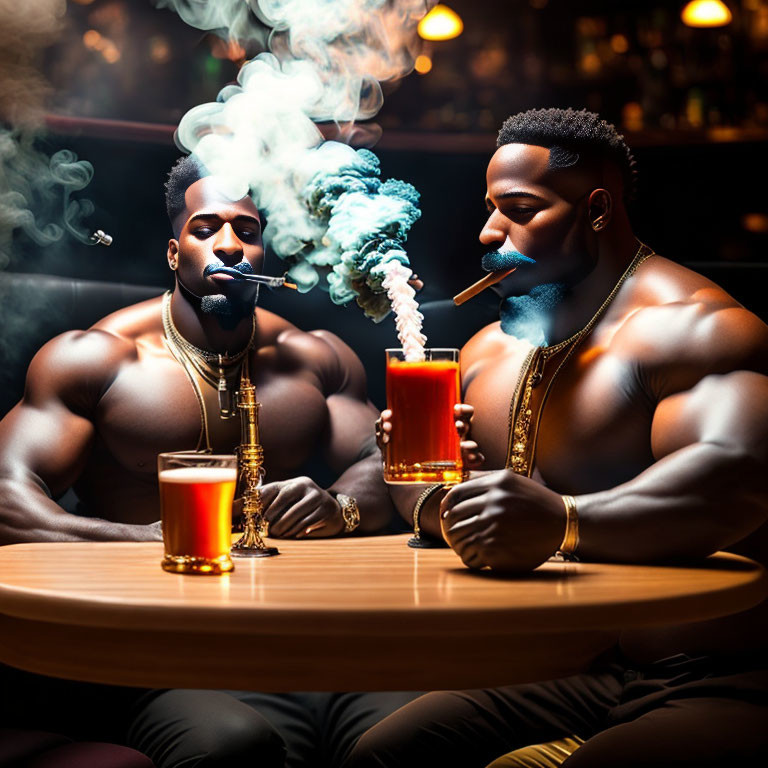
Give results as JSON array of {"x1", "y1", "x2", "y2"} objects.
[
  {"x1": 385, "y1": 348, "x2": 463, "y2": 484},
  {"x1": 158, "y1": 453, "x2": 237, "y2": 574}
]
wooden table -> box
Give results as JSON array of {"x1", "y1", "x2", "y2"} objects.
[{"x1": 0, "y1": 535, "x2": 764, "y2": 691}]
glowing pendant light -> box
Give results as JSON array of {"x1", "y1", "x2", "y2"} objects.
[
  {"x1": 681, "y1": 1, "x2": 733, "y2": 28},
  {"x1": 418, "y1": 4, "x2": 464, "y2": 41}
]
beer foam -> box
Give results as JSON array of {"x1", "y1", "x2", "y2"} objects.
[{"x1": 159, "y1": 467, "x2": 237, "y2": 484}]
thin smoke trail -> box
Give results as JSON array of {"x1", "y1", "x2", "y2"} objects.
[{"x1": 0, "y1": 0, "x2": 98, "y2": 269}]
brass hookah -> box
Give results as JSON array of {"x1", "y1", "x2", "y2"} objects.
[{"x1": 230, "y1": 355, "x2": 279, "y2": 558}]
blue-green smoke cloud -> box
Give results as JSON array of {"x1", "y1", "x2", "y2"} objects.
[{"x1": 161, "y1": 1, "x2": 428, "y2": 321}]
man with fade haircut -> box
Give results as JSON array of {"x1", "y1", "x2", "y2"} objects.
[
  {"x1": 0, "y1": 155, "x2": 418, "y2": 767},
  {"x1": 351, "y1": 108, "x2": 768, "y2": 767}
]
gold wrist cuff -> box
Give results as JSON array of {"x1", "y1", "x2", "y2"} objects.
[
  {"x1": 336, "y1": 493, "x2": 360, "y2": 534},
  {"x1": 412, "y1": 483, "x2": 446, "y2": 538},
  {"x1": 558, "y1": 494, "x2": 579, "y2": 558}
]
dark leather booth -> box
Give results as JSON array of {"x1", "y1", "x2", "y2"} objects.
[{"x1": 1, "y1": 261, "x2": 764, "y2": 419}]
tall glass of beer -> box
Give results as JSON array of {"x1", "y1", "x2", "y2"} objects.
[
  {"x1": 158, "y1": 452, "x2": 237, "y2": 575},
  {"x1": 384, "y1": 348, "x2": 463, "y2": 484}
]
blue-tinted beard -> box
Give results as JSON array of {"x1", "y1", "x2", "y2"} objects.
[
  {"x1": 499, "y1": 283, "x2": 567, "y2": 347},
  {"x1": 196, "y1": 262, "x2": 258, "y2": 331},
  {"x1": 199, "y1": 293, "x2": 257, "y2": 330}
]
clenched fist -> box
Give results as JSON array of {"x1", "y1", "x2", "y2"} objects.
[{"x1": 440, "y1": 469, "x2": 566, "y2": 572}]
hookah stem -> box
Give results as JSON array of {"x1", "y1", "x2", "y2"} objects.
[{"x1": 236, "y1": 356, "x2": 267, "y2": 548}]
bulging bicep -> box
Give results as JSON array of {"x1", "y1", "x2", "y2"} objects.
[
  {"x1": 0, "y1": 397, "x2": 96, "y2": 497},
  {"x1": 650, "y1": 370, "x2": 768, "y2": 464},
  {"x1": 0, "y1": 330, "x2": 122, "y2": 494}
]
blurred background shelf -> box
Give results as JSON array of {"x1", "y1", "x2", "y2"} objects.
[{"x1": 42, "y1": 115, "x2": 768, "y2": 151}]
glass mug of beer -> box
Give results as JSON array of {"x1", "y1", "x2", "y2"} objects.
[
  {"x1": 158, "y1": 452, "x2": 237, "y2": 575},
  {"x1": 384, "y1": 348, "x2": 463, "y2": 484}
]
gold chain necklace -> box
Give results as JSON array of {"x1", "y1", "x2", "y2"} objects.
[
  {"x1": 506, "y1": 241, "x2": 655, "y2": 475},
  {"x1": 162, "y1": 292, "x2": 255, "y2": 450}
]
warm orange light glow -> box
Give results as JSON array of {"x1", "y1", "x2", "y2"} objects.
[
  {"x1": 102, "y1": 44, "x2": 121, "y2": 64},
  {"x1": 83, "y1": 29, "x2": 121, "y2": 63},
  {"x1": 622, "y1": 101, "x2": 644, "y2": 131},
  {"x1": 82, "y1": 29, "x2": 102, "y2": 50},
  {"x1": 610, "y1": 33, "x2": 629, "y2": 54},
  {"x1": 414, "y1": 54, "x2": 433, "y2": 74},
  {"x1": 210, "y1": 37, "x2": 246, "y2": 61},
  {"x1": 742, "y1": 212, "x2": 768, "y2": 234},
  {"x1": 581, "y1": 52, "x2": 601, "y2": 75},
  {"x1": 418, "y1": 4, "x2": 463, "y2": 41},
  {"x1": 681, "y1": 1, "x2": 732, "y2": 28},
  {"x1": 150, "y1": 37, "x2": 172, "y2": 65}
]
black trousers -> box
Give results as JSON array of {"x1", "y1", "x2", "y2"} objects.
[
  {"x1": 345, "y1": 653, "x2": 768, "y2": 768},
  {"x1": 0, "y1": 666, "x2": 418, "y2": 768}
]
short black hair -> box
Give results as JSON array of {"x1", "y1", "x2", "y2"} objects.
[
  {"x1": 165, "y1": 155, "x2": 208, "y2": 227},
  {"x1": 497, "y1": 108, "x2": 637, "y2": 202}
]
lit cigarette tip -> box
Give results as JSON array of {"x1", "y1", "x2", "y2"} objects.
[{"x1": 453, "y1": 268, "x2": 515, "y2": 306}]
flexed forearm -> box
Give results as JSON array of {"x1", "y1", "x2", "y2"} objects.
[
  {"x1": 577, "y1": 441, "x2": 766, "y2": 562},
  {"x1": 0, "y1": 477, "x2": 161, "y2": 544}
]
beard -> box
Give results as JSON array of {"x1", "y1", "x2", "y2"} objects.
[
  {"x1": 199, "y1": 293, "x2": 256, "y2": 330},
  {"x1": 180, "y1": 262, "x2": 259, "y2": 330},
  {"x1": 499, "y1": 283, "x2": 567, "y2": 347}
]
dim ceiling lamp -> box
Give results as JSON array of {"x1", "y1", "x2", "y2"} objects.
[
  {"x1": 418, "y1": 4, "x2": 464, "y2": 41},
  {"x1": 681, "y1": 0, "x2": 733, "y2": 28}
]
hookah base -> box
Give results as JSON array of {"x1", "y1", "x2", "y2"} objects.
[
  {"x1": 408, "y1": 534, "x2": 449, "y2": 549},
  {"x1": 231, "y1": 545, "x2": 280, "y2": 558}
]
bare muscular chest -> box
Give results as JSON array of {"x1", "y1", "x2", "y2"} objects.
[
  {"x1": 94, "y1": 351, "x2": 330, "y2": 480},
  {"x1": 464, "y1": 339, "x2": 655, "y2": 493}
]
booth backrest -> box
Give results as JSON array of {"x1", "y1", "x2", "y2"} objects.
[{"x1": 2, "y1": 262, "x2": 764, "y2": 417}]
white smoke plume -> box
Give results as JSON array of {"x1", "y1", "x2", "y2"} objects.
[
  {"x1": 0, "y1": 0, "x2": 97, "y2": 268},
  {"x1": 157, "y1": 0, "x2": 429, "y2": 351},
  {"x1": 382, "y1": 260, "x2": 425, "y2": 361}
]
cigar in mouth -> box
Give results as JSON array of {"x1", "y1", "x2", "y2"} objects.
[
  {"x1": 453, "y1": 268, "x2": 516, "y2": 305},
  {"x1": 204, "y1": 265, "x2": 298, "y2": 289},
  {"x1": 453, "y1": 250, "x2": 534, "y2": 306}
]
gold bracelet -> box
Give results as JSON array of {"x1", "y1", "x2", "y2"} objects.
[
  {"x1": 558, "y1": 494, "x2": 579, "y2": 559},
  {"x1": 412, "y1": 483, "x2": 445, "y2": 539},
  {"x1": 336, "y1": 493, "x2": 360, "y2": 534}
]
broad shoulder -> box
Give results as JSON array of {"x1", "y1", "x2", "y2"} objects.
[
  {"x1": 611, "y1": 256, "x2": 768, "y2": 394},
  {"x1": 25, "y1": 327, "x2": 137, "y2": 413},
  {"x1": 256, "y1": 308, "x2": 366, "y2": 397},
  {"x1": 91, "y1": 294, "x2": 165, "y2": 340},
  {"x1": 462, "y1": 321, "x2": 532, "y2": 375}
]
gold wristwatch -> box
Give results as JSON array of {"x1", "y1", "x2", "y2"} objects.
[{"x1": 336, "y1": 493, "x2": 360, "y2": 534}]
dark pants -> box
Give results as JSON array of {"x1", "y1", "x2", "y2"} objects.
[
  {"x1": 0, "y1": 666, "x2": 418, "y2": 768},
  {"x1": 345, "y1": 653, "x2": 768, "y2": 768}
]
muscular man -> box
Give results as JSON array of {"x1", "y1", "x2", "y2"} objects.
[
  {"x1": 0, "y1": 156, "x2": 415, "y2": 767},
  {"x1": 353, "y1": 108, "x2": 768, "y2": 767}
]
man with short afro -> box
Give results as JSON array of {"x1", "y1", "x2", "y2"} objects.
[{"x1": 351, "y1": 107, "x2": 768, "y2": 767}]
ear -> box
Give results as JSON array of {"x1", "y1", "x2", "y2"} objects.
[
  {"x1": 587, "y1": 189, "x2": 613, "y2": 232},
  {"x1": 167, "y1": 239, "x2": 179, "y2": 271}
]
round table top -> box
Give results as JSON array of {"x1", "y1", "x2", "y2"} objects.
[{"x1": 0, "y1": 535, "x2": 764, "y2": 690}]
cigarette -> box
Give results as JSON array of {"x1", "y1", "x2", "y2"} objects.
[
  {"x1": 231, "y1": 273, "x2": 298, "y2": 290},
  {"x1": 453, "y1": 268, "x2": 516, "y2": 306},
  {"x1": 204, "y1": 265, "x2": 299, "y2": 290}
]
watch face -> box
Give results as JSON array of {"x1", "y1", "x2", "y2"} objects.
[{"x1": 337, "y1": 494, "x2": 360, "y2": 532}]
